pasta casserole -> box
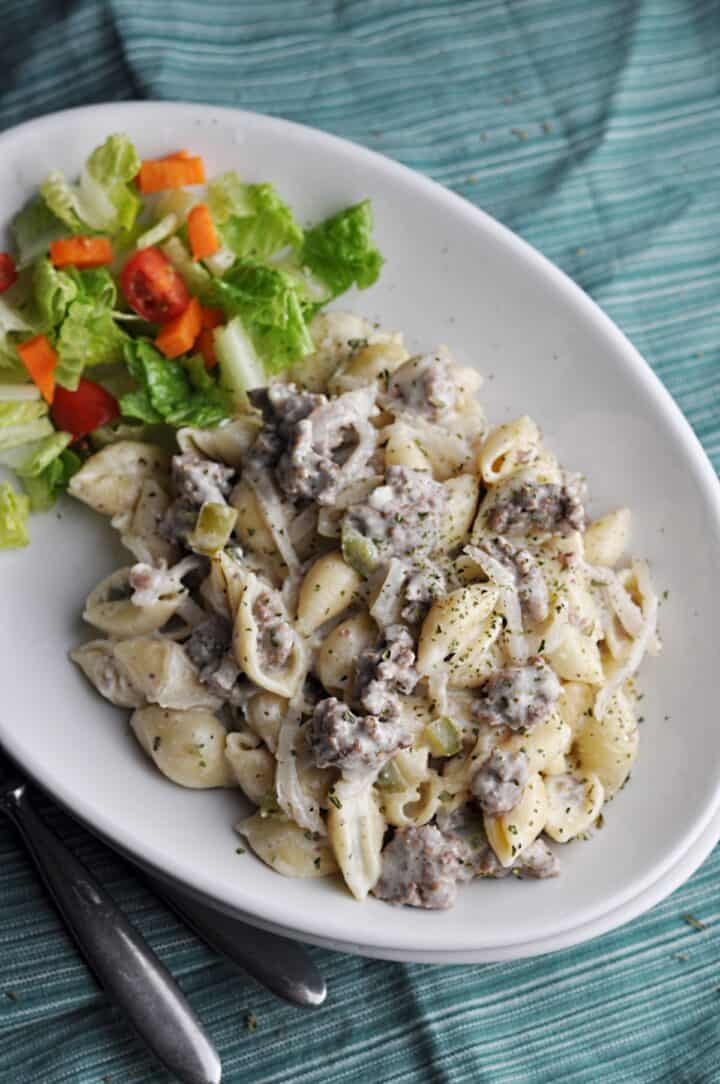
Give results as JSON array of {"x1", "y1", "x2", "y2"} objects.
[{"x1": 68, "y1": 311, "x2": 660, "y2": 909}]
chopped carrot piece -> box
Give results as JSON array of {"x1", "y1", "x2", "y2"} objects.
[
  {"x1": 188, "y1": 204, "x2": 220, "y2": 261},
  {"x1": 196, "y1": 327, "x2": 218, "y2": 369},
  {"x1": 50, "y1": 236, "x2": 113, "y2": 269},
  {"x1": 17, "y1": 335, "x2": 58, "y2": 404},
  {"x1": 200, "y1": 306, "x2": 224, "y2": 329},
  {"x1": 195, "y1": 306, "x2": 223, "y2": 367},
  {"x1": 155, "y1": 297, "x2": 203, "y2": 358},
  {"x1": 137, "y1": 153, "x2": 206, "y2": 194}
]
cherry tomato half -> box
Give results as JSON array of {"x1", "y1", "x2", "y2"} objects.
[
  {"x1": 51, "y1": 379, "x2": 119, "y2": 441},
  {"x1": 120, "y1": 246, "x2": 190, "y2": 323},
  {"x1": 0, "y1": 253, "x2": 17, "y2": 293}
]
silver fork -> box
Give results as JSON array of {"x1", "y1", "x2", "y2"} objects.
[
  {"x1": 0, "y1": 771, "x2": 222, "y2": 1084},
  {"x1": 0, "y1": 766, "x2": 328, "y2": 1080}
]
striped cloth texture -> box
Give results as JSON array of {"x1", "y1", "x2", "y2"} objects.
[{"x1": 1, "y1": 1, "x2": 719, "y2": 1081}]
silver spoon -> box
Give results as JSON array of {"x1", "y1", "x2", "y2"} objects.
[{"x1": 0, "y1": 773, "x2": 221, "y2": 1084}]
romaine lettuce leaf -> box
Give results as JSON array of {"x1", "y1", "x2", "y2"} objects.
[
  {"x1": 40, "y1": 171, "x2": 87, "y2": 233},
  {"x1": 14, "y1": 433, "x2": 78, "y2": 511},
  {"x1": 33, "y1": 259, "x2": 78, "y2": 326},
  {"x1": 85, "y1": 133, "x2": 141, "y2": 232},
  {"x1": 0, "y1": 297, "x2": 35, "y2": 374},
  {"x1": 68, "y1": 266, "x2": 117, "y2": 308},
  {"x1": 207, "y1": 173, "x2": 303, "y2": 261},
  {"x1": 0, "y1": 395, "x2": 52, "y2": 453},
  {"x1": 50, "y1": 267, "x2": 125, "y2": 390},
  {"x1": 55, "y1": 301, "x2": 128, "y2": 390},
  {"x1": 0, "y1": 482, "x2": 29, "y2": 549},
  {"x1": 301, "y1": 199, "x2": 383, "y2": 299},
  {"x1": 0, "y1": 384, "x2": 43, "y2": 402},
  {"x1": 15, "y1": 431, "x2": 72, "y2": 477},
  {"x1": 161, "y1": 237, "x2": 213, "y2": 298},
  {"x1": 120, "y1": 340, "x2": 229, "y2": 428},
  {"x1": 214, "y1": 317, "x2": 265, "y2": 406},
  {"x1": 209, "y1": 261, "x2": 314, "y2": 372},
  {"x1": 0, "y1": 401, "x2": 52, "y2": 464},
  {"x1": 40, "y1": 134, "x2": 141, "y2": 235},
  {"x1": 20, "y1": 449, "x2": 81, "y2": 512},
  {"x1": 11, "y1": 197, "x2": 67, "y2": 267},
  {"x1": 0, "y1": 400, "x2": 48, "y2": 429},
  {"x1": 31, "y1": 260, "x2": 125, "y2": 389},
  {"x1": 89, "y1": 419, "x2": 153, "y2": 449},
  {"x1": 19, "y1": 450, "x2": 80, "y2": 513},
  {"x1": 136, "y1": 213, "x2": 180, "y2": 251}
]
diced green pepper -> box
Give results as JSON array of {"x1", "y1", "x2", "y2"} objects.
[
  {"x1": 189, "y1": 501, "x2": 238, "y2": 555},
  {"x1": 375, "y1": 760, "x2": 406, "y2": 793},
  {"x1": 341, "y1": 524, "x2": 379, "y2": 577},
  {"x1": 424, "y1": 716, "x2": 461, "y2": 757}
]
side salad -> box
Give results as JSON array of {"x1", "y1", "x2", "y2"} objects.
[{"x1": 0, "y1": 133, "x2": 383, "y2": 548}]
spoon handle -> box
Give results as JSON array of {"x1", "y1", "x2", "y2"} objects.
[
  {"x1": 148, "y1": 874, "x2": 327, "y2": 1008},
  {"x1": 0, "y1": 781, "x2": 221, "y2": 1084}
]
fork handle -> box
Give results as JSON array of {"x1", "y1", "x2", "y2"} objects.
[{"x1": 0, "y1": 781, "x2": 221, "y2": 1084}]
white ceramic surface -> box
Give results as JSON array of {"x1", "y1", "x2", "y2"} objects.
[
  {"x1": 141, "y1": 798, "x2": 720, "y2": 964},
  {"x1": 1, "y1": 102, "x2": 719, "y2": 963}
]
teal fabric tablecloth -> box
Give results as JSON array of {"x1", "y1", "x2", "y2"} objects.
[{"x1": 2, "y1": 2, "x2": 720, "y2": 1081}]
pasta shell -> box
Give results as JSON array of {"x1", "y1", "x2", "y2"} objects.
[
  {"x1": 120, "y1": 479, "x2": 177, "y2": 565},
  {"x1": 70, "y1": 639, "x2": 144, "y2": 708},
  {"x1": 557, "y1": 681, "x2": 595, "y2": 735},
  {"x1": 237, "y1": 812, "x2": 338, "y2": 878},
  {"x1": 501, "y1": 713, "x2": 572, "y2": 776},
  {"x1": 544, "y1": 772, "x2": 604, "y2": 842},
  {"x1": 315, "y1": 611, "x2": 377, "y2": 695},
  {"x1": 296, "y1": 552, "x2": 362, "y2": 635},
  {"x1": 113, "y1": 638, "x2": 221, "y2": 711},
  {"x1": 301, "y1": 311, "x2": 377, "y2": 392},
  {"x1": 441, "y1": 473, "x2": 481, "y2": 550},
  {"x1": 574, "y1": 689, "x2": 638, "y2": 798},
  {"x1": 177, "y1": 416, "x2": 260, "y2": 469},
  {"x1": 383, "y1": 420, "x2": 433, "y2": 472},
  {"x1": 583, "y1": 508, "x2": 631, "y2": 567},
  {"x1": 226, "y1": 734, "x2": 276, "y2": 804},
  {"x1": 83, "y1": 567, "x2": 185, "y2": 637},
  {"x1": 130, "y1": 706, "x2": 234, "y2": 788},
  {"x1": 417, "y1": 584, "x2": 501, "y2": 687},
  {"x1": 200, "y1": 550, "x2": 246, "y2": 618},
  {"x1": 233, "y1": 571, "x2": 307, "y2": 698},
  {"x1": 477, "y1": 416, "x2": 540, "y2": 485},
  {"x1": 331, "y1": 341, "x2": 409, "y2": 394},
  {"x1": 68, "y1": 441, "x2": 170, "y2": 519},
  {"x1": 484, "y1": 773, "x2": 548, "y2": 867},
  {"x1": 244, "y1": 691, "x2": 287, "y2": 753},
  {"x1": 327, "y1": 779, "x2": 385, "y2": 900},
  {"x1": 545, "y1": 625, "x2": 604, "y2": 685},
  {"x1": 229, "y1": 478, "x2": 277, "y2": 559}
]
